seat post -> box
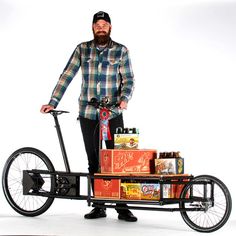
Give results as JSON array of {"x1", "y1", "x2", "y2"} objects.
[{"x1": 52, "y1": 114, "x2": 71, "y2": 173}]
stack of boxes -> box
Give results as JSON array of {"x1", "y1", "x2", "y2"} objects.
[{"x1": 94, "y1": 128, "x2": 187, "y2": 200}]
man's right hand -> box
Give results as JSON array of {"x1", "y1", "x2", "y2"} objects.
[{"x1": 40, "y1": 104, "x2": 54, "y2": 113}]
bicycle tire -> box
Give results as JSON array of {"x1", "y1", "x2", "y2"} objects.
[
  {"x1": 180, "y1": 175, "x2": 232, "y2": 232},
  {"x1": 2, "y1": 147, "x2": 55, "y2": 216}
]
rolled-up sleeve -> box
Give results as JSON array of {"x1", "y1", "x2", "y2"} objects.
[
  {"x1": 49, "y1": 46, "x2": 81, "y2": 108},
  {"x1": 119, "y1": 48, "x2": 135, "y2": 103}
]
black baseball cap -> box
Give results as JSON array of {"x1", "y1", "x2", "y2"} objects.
[{"x1": 93, "y1": 11, "x2": 111, "y2": 24}]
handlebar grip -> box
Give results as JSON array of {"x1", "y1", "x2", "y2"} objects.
[
  {"x1": 88, "y1": 97, "x2": 120, "y2": 110},
  {"x1": 88, "y1": 97, "x2": 99, "y2": 106}
]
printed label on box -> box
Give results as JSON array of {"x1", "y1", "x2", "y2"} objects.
[
  {"x1": 114, "y1": 133, "x2": 139, "y2": 149},
  {"x1": 120, "y1": 183, "x2": 141, "y2": 200},
  {"x1": 155, "y1": 158, "x2": 184, "y2": 175},
  {"x1": 94, "y1": 178, "x2": 120, "y2": 199},
  {"x1": 141, "y1": 183, "x2": 160, "y2": 200}
]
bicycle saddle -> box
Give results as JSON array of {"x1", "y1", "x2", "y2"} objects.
[{"x1": 49, "y1": 110, "x2": 70, "y2": 116}]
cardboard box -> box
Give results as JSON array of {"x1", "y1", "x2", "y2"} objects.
[
  {"x1": 173, "y1": 178, "x2": 190, "y2": 198},
  {"x1": 141, "y1": 183, "x2": 160, "y2": 200},
  {"x1": 114, "y1": 133, "x2": 139, "y2": 149},
  {"x1": 162, "y1": 184, "x2": 175, "y2": 198},
  {"x1": 94, "y1": 178, "x2": 120, "y2": 199},
  {"x1": 155, "y1": 158, "x2": 184, "y2": 175},
  {"x1": 120, "y1": 183, "x2": 141, "y2": 200},
  {"x1": 100, "y1": 149, "x2": 157, "y2": 174}
]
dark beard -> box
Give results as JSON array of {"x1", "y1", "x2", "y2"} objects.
[{"x1": 93, "y1": 29, "x2": 111, "y2": 46}]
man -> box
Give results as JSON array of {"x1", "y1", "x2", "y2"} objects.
[{"x1": 40, "y1": 11, "x2": 136, "y2": 221}]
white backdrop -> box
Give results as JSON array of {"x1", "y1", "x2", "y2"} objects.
[{"x1": 0, "y1": 0, "x2": 235, "y2": 225}]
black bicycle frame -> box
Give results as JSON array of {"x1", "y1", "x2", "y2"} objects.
[
  {"x1": 23, "y1": 169, "x2": 213, "y2": 213},
  {"x1": 52, "y1": 113, "x2": 71, "y2": 172},
  {"x1": 22, "y1": 110, "x2": 216, "y2": 213}
]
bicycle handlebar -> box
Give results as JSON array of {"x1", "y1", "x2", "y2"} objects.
[
  {"x1": 47, "y1": 97, "x2": 119, "y2": 117},
  {"x1": 88, "y1": 97, "x2": 119, "y2": 110},
  {"x1": 49, "y1": 110, "x2": 70, "y2": 116}
]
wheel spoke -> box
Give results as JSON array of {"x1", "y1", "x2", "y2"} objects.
[
  {"x1": 2, "y1": 148, "x2": 55, "y2": 216},
  {"x1": 180, "y1": 175, "x2": 231, "y2": 232}
]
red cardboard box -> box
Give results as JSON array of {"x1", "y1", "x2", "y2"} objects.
[
  {"x1": 100, "y1": 149, "x2": 157, "y2": 174},
  {"x1": 174, "y1": 179, "x2": 190, "y2": 198},
  {"x1": 94, "y1": 178, "x2": 120, "y2": 199}
]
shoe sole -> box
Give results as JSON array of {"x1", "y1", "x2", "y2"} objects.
[
  {"x1": 118, "y1": 216, "x2": 137, "y2": 222},
  {"x1": 84, "y1": 214, "x2": 107, "y2": 219}
]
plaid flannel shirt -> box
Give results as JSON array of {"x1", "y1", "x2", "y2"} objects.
[{"x1": 49, "y1": 39, "x2": 135, "y2": 120}]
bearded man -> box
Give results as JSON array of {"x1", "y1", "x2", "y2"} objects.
[{"x1": 41, "y1": 11, "x2": 136, "y2": 221}]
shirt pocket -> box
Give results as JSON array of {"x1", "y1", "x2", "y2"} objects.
[
  {"x1": 109, "y1": 59, "x2": 119, "y2": 66},
  {"x1": 81, "y1": 57, "x2": 92, "y2": 65},
  {"x1": 103, "y1": 59, "x2": 120, "y2": 75},
  {"x1": 81, "y1": 57, "x2": 97, "y2": 78}
]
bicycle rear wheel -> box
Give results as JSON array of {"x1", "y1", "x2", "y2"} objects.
[
  {"x1": 2, "y1": 147, "x2": 55, "y2": 216},
  {"x1": 180, "y1": 175, "x2": 232, "y2": 232}
]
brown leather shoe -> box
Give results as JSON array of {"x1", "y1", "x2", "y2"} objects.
[
  {"x1": 118, "y1": 210, "x2": 138, "y2": 222},
  {"x1": 84, "y1": 207, "x2": 106, "y2": 219}
]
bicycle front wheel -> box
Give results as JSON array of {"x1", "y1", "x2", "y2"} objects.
[
  {"x1": 2, "y1": 147, "x2": 55, "y2": 216},
  {"x1": 180, "y1": 175, "x2": 232, "y2": 232}
]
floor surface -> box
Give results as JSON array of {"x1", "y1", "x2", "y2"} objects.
[{"x1": 0, "y1": 200, "x2": 235, "y2": 236}]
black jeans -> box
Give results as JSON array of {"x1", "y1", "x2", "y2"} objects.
[
  {"x1": 79, "y1": 114, "x2": 124, "y2": 175},
  {"x1": 79, "y1": 114, "x2": 128, "y2": 213}
]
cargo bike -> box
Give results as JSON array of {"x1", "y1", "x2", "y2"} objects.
[{"x1": 2, "y1": 98, "x2": 232, "y2": 233}]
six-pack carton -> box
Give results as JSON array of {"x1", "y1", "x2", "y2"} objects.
[
  {"x1": 114, "y1": 128, "x2": 139, "y2": 150},
  {"x1": 140, "y1": 183, "x2": 160, "y2": 200},
  {"x1": 155, "y1": 158, "x2": 184, "y2": 175},
  {"x1": 120, "y1": 183, "x2": 141, "y2": 200}
]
